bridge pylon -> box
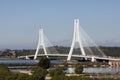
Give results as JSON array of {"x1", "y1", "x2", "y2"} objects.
[
  {"x1": 34, "y1": 29, "x2": 48, "y2": 59},
  {"x1": 91, "y1": 56, "x2": 96, "y2": 62},
  {"x1": 67, "y1": 19, "x2": 86, "y2": 60}
]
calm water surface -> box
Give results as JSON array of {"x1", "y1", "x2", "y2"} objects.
[
  {"x1": 0, "y1": 59, "x2": 61, "y2": 64},
  {"x1": 0, "y1": 59, "x2": 120, "y2": 73}
]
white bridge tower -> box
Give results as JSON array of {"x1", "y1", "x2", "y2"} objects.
[
  {"x1": 67, "y1": 19, "x2": 86, "y2": 60},
  {"x1": 34, "y1": 29, "x2": 48, "y2": 59}
]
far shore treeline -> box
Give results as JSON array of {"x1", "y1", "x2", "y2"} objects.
[{"x1": 0, "y1": 46, "x2": 120, "y2": 58}]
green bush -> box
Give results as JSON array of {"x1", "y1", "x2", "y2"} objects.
[
  {"x1": 31, "y1": 66, "x2": 48, "y2": 76},
  {"x1": 51, "y1": 75, "x2": 65, "y2": 80},
  {"x1": 38, "y1": 57, "x2": 51, "y2": 69},
  {"x1": 15, "y1": 73, "x2": 29, "y2": 80},
  {"x1": 75, "y1": 65, "x2": 83, "y2": 74},
  {"x1": 51, "y1": 76, "x2": 93, "y2": 80},
  {"x1": 49, "y1": 67, "x2": 64, "y2": 77},
  {"x1": 0, "y1": 65, "x2": 14, "y2": 80},
  {"x1": 5, "y1": 73, "x2": 18, "y2": 80}
]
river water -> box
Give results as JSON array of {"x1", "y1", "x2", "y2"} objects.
[
  {"x1": 66, "y1": 67, "x2": 120, "y2": 73},
  {"x1": 84, "y1": 67, "x2": 120, "y2": 73},
  {"x1": 0, "y1": 59, "x2": 37, "y2": 64},
  {"x1": 0, "y1": 59, "x2": 61, "y2": 64},
  {"x1": 0, "y1": 59, "x2": 120, "y2": 73}
]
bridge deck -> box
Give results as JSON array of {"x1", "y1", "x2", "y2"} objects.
[{"x1": 18, "y1": 54, "x2": 120, "y2": 61}]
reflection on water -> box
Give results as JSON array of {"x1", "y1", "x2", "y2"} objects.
[
  {"x1": 0, "y1": 59, "x2": 120, "y2": 73},
  {"x1": 65, "y1": 67, "x2": 120, "y2": 73},
  {"x1": 11, "y1": 68, "x2": 120, "y2": 79},
  {"x1": 83, "y1": 67, "x2": 120, "y2": 73},
  {"x1": 65, "y1": 68, "x2": 75, "y2": 73},
  {"x1": 11, "y1": 69, "x2": 27, "y2": 72},
  {"x1": 10, "y1": 66, "x2": 120, "y2": 74},
  {"x1": 0, "y1": 59, "x2": 62, "y2": 64},
  {"x1": 0, "y1": 60, "x2": 37, "y2": 64}
]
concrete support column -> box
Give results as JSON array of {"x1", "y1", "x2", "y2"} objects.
[
  {"x1": 34, "y1": 29, "x2": 48, "y2": 59},
  {"x1": 67, "y1": 19, "x2": 86, "y2": 60}
]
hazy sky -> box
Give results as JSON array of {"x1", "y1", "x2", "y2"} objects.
[{"x1": 0, "y1": 0, "x2": 120, "y2": 49}]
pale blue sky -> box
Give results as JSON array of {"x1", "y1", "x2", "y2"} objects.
[{"x1": 0, "y1": 0, "x2": 120, "y2": 49}]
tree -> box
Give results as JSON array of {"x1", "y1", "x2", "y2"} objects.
[
  {"x1": 51, "y1": 75, "x2": 65, "y2": 80},
  {"x1": 31, "y1": 66, "x2": 48, "y2": 76},
  {"x1": 38, "y1": 57, "x2": 51, "y2": 69},
  {"x1": 0, "y1": 65, "x2": 17, "y2": 80},
  {"x1": 75, "y1": 65, "x2": 83, "y2": 74},
  {"x1": 15, "y1": 73, "x2": 29, "y2": 80},
  {"x1": 49, "y1": 67, "x2": 64, "y2": 77},
  {"x1": 31, "y1": 66, "x2": 48, "y2": 80}
]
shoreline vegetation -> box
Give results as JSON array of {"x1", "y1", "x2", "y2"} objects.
[
  {"x1": 0, "y1": 46, "x2": 120, "y2": 80},
  {"x1": 0, "y1": 57, "x2": 120, "y2": 80}
]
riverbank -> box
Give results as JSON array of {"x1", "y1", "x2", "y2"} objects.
[{"x1": 0, "y1": 58, "x2": 120, "y2": 80}]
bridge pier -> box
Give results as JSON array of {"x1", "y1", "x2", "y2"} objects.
[
  {"x1": 91, "y1": 56, "x2": 96, "y2": 62},
  {"x1": 25, "y1": 56, "x2": 30, "y2": 60},
  {"x1": 109, "y1": 60, "x2": 120, "y2": 67}
]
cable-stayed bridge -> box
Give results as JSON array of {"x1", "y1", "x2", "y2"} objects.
[
  {"x1": 18, "y1": 54, "x2": 120, "y2": 61},
  {"x1": 18, "y1": 19, "x2": 120, "y2": 62}
]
